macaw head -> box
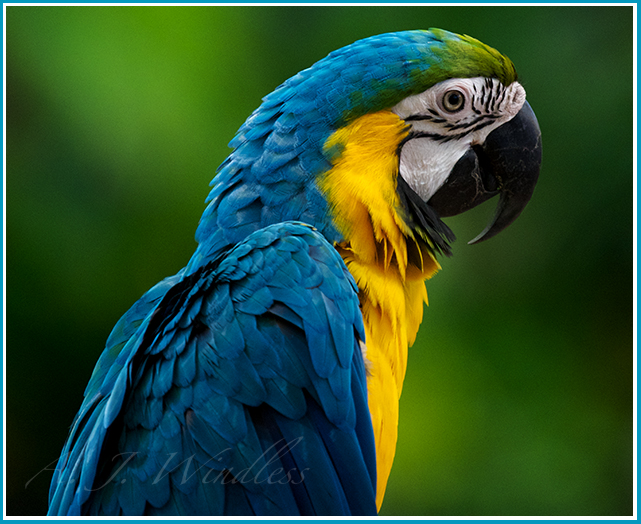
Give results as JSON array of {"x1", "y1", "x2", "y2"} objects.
[
  {"x1": 192, "y1": 29, "x2": 541, "y2": 271},
  {"x1": 387, "y1": 31, "x2": 541, "y2": 245}
]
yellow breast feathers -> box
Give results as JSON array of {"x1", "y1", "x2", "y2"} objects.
[{"x1": 320, "y1": 111, "x2": 441, "y2": 509}]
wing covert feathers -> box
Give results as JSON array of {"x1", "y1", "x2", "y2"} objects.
[{"x1": 48, "y1": 222, "x2": 377, "y2": 516}]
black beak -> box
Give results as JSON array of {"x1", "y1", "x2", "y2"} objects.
[{"x1": 427, "y1": 101, "x2": 542, "y2": 244}]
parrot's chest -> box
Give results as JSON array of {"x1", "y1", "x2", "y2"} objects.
[{"x1": 317, "y1": 110, "x2": 441, "y2": 509}]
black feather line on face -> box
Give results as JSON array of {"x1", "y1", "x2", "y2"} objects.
[
  {"x1": 404, "y1": 114, "x2": 446, "y2": 123},
  {"x1": 396, "y1": 175, "x2": 455, "y2": 258},
  {"x1": 445, "y1": 113, "x2": 499, "y2": 131}
]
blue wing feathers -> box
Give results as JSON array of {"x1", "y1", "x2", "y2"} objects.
[
  {"x1": 173, "y1": 339, "x2": 197, "y2": 387},
  {"x1": 273, "y1": 411, "x2": 351, "y2": 515},
  {"x1": 50, "y1": 222, "x2": 377, "y2": 516}
]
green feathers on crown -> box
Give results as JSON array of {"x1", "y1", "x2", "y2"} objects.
[{"x1": 422, "y1": 28, "x2": 518, "y2": 88}]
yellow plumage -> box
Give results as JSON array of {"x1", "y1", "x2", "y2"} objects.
[{"x1": 320, "y1": 111, "x2": 441, "y2": 509}]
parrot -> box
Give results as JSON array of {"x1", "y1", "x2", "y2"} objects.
[{"x1": 48, "y1": 28, "x2": 541, "y2": 516}]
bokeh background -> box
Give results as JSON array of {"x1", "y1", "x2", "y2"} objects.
[{"x1": 7, "y1": 5, "x2": 633, "y2": 517}]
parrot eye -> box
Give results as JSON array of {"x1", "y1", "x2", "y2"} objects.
[{"x1": 442, "y1": 90, "x2": 465, "y2": 112}]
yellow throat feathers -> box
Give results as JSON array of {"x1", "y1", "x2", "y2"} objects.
[{"x1": 320, "y1": 110, "x2": 441, "y2": 510}]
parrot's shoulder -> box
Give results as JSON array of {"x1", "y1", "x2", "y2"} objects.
[
  {"x1": 82, "y1": 272, "x2": 185, "y2": 400},
  {"x1": 49, "y1": 221, "x2": 376, "y2": 516}
]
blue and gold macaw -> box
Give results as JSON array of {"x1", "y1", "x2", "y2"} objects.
[{"x1": 48, "y1": 29, "x2": 541, "y2": 516}]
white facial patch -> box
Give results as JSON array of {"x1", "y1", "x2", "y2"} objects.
[{"x1": 392, "y1": 78, "x2": 526, "y2": 202}]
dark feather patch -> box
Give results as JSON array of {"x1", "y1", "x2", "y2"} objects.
[{"x1": 396, "y1": 174, "x2": 455, "y2": 257}]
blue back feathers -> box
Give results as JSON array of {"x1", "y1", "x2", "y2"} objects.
[{"x1": 49, "y1": 223, "x2": 376, "y2": 515}]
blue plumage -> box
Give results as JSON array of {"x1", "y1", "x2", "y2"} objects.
[{"x1": 49, "y1": 223, "x2": 376, "y2": 515}]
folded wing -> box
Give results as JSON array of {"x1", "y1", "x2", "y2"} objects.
[{"x1": 48, "y1": 222, "x2": 377, "y2": 516}]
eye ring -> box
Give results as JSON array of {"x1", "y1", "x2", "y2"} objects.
[{"x1": 442, "y1": 90, "x2": 465, "y2": 112}]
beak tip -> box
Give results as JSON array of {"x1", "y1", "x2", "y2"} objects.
[
  {"x1": 467, "y1": 234, "x2": 485, "y2": 245},
  {"x1": 467, "y1": 223, "x2": 500, "y2": 245}
]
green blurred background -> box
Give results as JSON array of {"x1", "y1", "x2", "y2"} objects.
[{"x1": 7, "y1": 5, "x2": 633, "y2": 517}]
